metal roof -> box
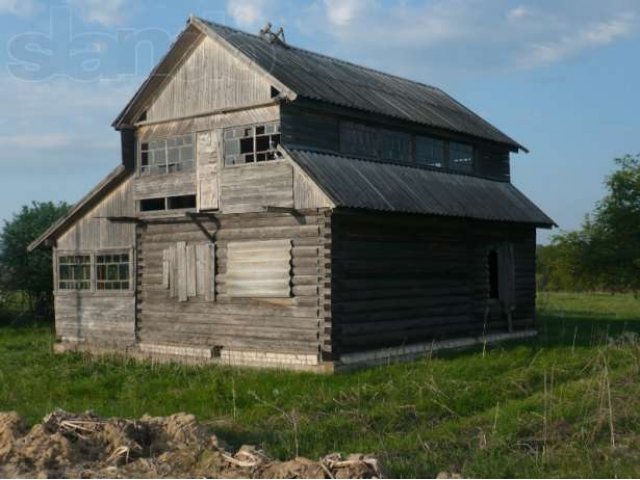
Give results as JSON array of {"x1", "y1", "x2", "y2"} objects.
[
  {"x1": 285, "y1": 148, "x2": 555, "y2": 227},
  {"x1": 197, "y1": 18, "x2": 524, "y2": 151}
]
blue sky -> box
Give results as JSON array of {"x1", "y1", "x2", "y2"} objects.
[{"x1": 0, "y1": 0, "x2": 638, "y2": 243}]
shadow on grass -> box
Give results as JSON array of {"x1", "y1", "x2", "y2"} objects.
[{"x1": 536, "y1": 312, "x2": 640, "y2": 348}]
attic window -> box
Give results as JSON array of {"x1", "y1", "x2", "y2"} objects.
[
  {"x1": 140, "y1": 134, "x2": 195, "y2": 175},
  {"x1": 139, "y1": 195, "x2": 197, "y2": 213},
  {"x1": 416, "y1": 136, "x2": 446, "y2": 167},
  {"x1": 140, "y1": 198, "x2": 166, "y2": 212},
  {"x1": 224, "y1": 122, "x2": 282, "y2": 166}
]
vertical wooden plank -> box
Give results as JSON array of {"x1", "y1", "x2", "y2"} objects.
[
  {"x1": 186, "y1": 244, "x2": 197, "y2": 298},
  {"x1": 53, "y1": 247, "x2": 59, "y2": 292},
  {"x1": 195, "y1": 243, "x2": 206, "y2": 297},
  {"x1": 169, "y1": 245, "x2": 178, "y2": 298},
  {"x1": 204, "y1": 243, "x2": 216, "y2": 302},
  {"x1": 177, "y1": 242, "x2": 187, "y2": 302},
  {"x1": 197, "y1": 130, "x2": 219, "y2": 211},
  {"x1": 162, "y1": 249, "x2": 170, "y2": 289}
]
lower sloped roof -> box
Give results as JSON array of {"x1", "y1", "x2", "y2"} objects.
[{"x1": 285, "y1": 148, "x2": 555, "y2": 227}]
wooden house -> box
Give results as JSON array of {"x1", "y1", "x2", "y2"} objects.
[{"x1": 29, "y1": 17, "x2": 555, "y2": 371}]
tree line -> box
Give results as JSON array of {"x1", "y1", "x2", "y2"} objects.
[
  {"x1": 537, "y1": 154, "x2": 640, "y2": 294},
  {"x1": 0, "y1": 202, "x2": 69, "y2": 322}
]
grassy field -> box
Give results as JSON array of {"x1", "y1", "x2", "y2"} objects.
[{"x1": 1, "y1": 292, "x2": 640, "y2": 478}]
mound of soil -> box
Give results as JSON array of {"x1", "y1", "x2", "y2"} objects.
[{"x1": 0, "y1": 410, "x2": 381, "y2": 478}]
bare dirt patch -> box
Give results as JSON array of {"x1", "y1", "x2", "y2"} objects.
[{"x1": 0, "y1": 410, "x2": 381, "y2": 478}]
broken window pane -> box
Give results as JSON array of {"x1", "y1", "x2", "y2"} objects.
[{"x1": 224, "y1": 122, "x2": 282, "y2": 166}]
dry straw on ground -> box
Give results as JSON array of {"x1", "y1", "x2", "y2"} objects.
[{"x1": 0, "y1": 410, "x2": 381, "y2": 479}]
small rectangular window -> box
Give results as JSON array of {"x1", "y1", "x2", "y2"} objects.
[
  {"x1": 140, "y1": 198, "x2": 166, "y2": 212},
  {"x1": 449, "y1": 142, "x2": 474, "y2": 172},
  {"x1": 416, "y1": 136, "x2": 446, "y2": 167},
  {"x1": 58, "y1": 255, "x2": 91, "y2": 290},
  {"x1": 167, "y1": 195, "x2": 196, "y2": 210},
  {"x1": 96, "y1": 253, "x2": 130, "y2": 291},
  {"x1": 224, "y1": 122, "x2": 281, "y2": 166}
]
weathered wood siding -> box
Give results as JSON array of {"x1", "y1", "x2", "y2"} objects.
[
  {"x1": 55, "y1": 176, "x2": 136, "y2": 345},
  {"x1": 197, "y1": 130, "x2": 221, "y2": 210},
  {"x1": 330, "y1": 212, "x2": 536, "y2": 355},
  {"x1": 220, "y1": 161, "x2": 293, "y2": 213},
  {"x1": 137, "y1": 105, "x2": 279, "y2": 140},
  {"x1": 134, "y1": 172, "x2": 197, "y2": 202},
  {"x1": 146, "y1": 36, "x2": 273, "y2": 123},
  {"x1": 57, "y1": 176, "x2": 135, "y2": 250},
  {"x1": 292, "y1": 166, "x2": 333, "y2": 210},
  {"x1": 55, "y1": 295, "x2": 136, "y2": 345},
  {"x1": 135, "y1": 210, "x2": 330, "y2": 355}
]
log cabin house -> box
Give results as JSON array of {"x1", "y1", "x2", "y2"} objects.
[{"x1": 29, "y1": 16, "x2": 555, "y2": 372}]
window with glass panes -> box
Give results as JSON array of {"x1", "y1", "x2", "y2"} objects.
[
  {"x1": 58, "y1": 255, "x2": 91, "y2": 290},
  {"x1": 416, "y1": 136, "x2": 446, "y2": 167},
  {"x1": 140, "y1": 135, "x2": 195, "y2": 175},
  {"x1": 96, "y1": 253, "x2": 130, "y2": 291},
  {"x1": 449, "y1": 142, "x2": 474, "y2": 172},
  {"x1": 224, "y1": 123, "x2": 281, "y2": 166}
]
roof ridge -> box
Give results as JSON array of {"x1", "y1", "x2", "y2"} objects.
[{"x1": 196, "y1": 17, "x2": 443, "y2": 93}]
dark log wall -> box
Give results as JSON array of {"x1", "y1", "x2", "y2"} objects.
[
  {"x1": 330, "y1": 212, "x2": 536, "y2": 355},
  {"x1": 476, "y1": 143, "x2": 511, "y2": 181},
  {"x1": 135, "y1": 210, "x2": 330, "y2": 355},
  {"x1": 281, "y1": 104, "x2": 512, "y2": 182},
  {"x1": 281, "y1": 103, "x2": 340, "y2": 152}
]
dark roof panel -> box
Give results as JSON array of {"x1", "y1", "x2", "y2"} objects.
[
  {"x1": 199, "y1": 19, "x2": 524, "y2": 150},
  {"x1": 286, "y1": 148, "x2": 554, "y2": 226}
]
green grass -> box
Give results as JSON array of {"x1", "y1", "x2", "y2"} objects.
[{"x1": 1, "y1": 292, "x2": 640, "y2": 478}]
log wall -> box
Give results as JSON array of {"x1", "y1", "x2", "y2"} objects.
[
  {"x1": 330, "y1": 211, "x2": 537, "y2": 355},
  {"x1": 135, "y1": 210, "x2": 331, "y2": 356}
]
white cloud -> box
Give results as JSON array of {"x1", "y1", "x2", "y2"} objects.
[
  {"x1": 518, "y1": 12, "x2": 636, "y2": 69},
  {"x1": 296, "y1": 0, "x2": 639, "y2": 77},
  {"x1": 507, "y1": 6, "x2": 534, "y2": 22},
  {"x1": 227, "y1": 0, "x2": 268, "y2": 28},
  {"x1": 324, "y1": 0, "x2": 369, "y2": 27},
  {"x1": 68, "y1": 0, "x2": 127, "y2": 27},
  {"x1": 0, "y1": 0, "x2": 39, "y2": 16}
]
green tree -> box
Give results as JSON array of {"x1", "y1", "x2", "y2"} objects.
[
  {"x1": 537, "y1": 154, "x2": 640, "y2": 294},
  {"x1": 593, "y1": 155, "x2": 640, "y2": 292},
  {"x1": 0, "y1": 201, "x2": 70, "y2": 317}
]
